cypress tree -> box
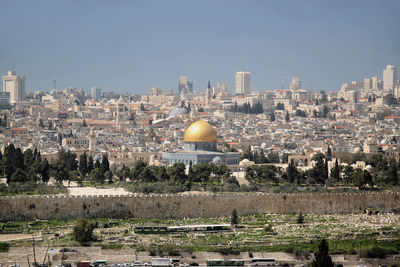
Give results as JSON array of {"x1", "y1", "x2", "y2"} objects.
[
  {"x1": 312, "y1": 239, "x2": 334, "y2": 267},
  {"x1": 87, "y1": 155, "x2": 94, "y2": 173},
  {"x1": 79, "y1": 152, "x2": 88, "y2": 177},
  {"x1": 231, "y1": 209, "x2": 238, "y2": 226}
]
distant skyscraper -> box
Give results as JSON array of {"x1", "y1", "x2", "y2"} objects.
[
  {"x1": 363, "y1": 78, "x2": 372, "y2": 93},
  {"x1": 2, "y1": 70, "x2": 25, "y2": 103},
  {"x1": 235, "y1": 71, "x2": 251, "y2": 94},
  {"x1": 383, "y1": 65, "x2": 398, "y2": 92},
  {"x1": 289, "y1": 77, "x2": 301, "y2": 90},
  {"x1": 179, "y1": 76, "x2": 193, "y2": 94},
  {"x1": 91, "y1": 86, "x2": 102, "y2": 100},
  {"x1": 213, "y1": 82, "x2": 229, "y2": 95}
]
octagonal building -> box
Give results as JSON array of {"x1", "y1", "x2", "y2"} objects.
[{"x1": 162, "y1": 120, "x2": 240, "y2": 166}]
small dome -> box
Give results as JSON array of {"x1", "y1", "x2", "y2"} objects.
[
  {"x1": 169, "y1": 107, "x2": 188, "y2": 117},
  {"x1": 212, "y1": 156, "x2": 222, "y2": 164},
  {"x1": 184, "y1": 120, "x2": 217, "y2": 142}
]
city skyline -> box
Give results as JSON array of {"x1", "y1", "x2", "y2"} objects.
[{"x1": 1, "y1": 0, "x2": 400, "y2": 93}]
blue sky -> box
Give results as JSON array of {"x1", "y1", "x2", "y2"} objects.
[{"x1": 1, "y1": 0, "x2": 399, "y2": 93}]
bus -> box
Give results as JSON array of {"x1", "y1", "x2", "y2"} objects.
[
  {"x1": 206, "y1": 259, "x2": 245, "y2": 266},
  {"x1": 92, "y1": 260, "x2": 108, "y2": 267},
  {"x1": 250, "y1": 258, "x2": 275, "y2": 266}
]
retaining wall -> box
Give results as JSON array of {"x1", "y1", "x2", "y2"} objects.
[{"x1": 1, "y1": 192, "x2": 399, "y2": 221}]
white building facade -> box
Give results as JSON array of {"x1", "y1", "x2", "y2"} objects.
[
  {"x1": 2, "y1": 70, "x2": 25, "y2": 102},
  {"x1": 235, "y1": 71, "x2": 251, "y2": 94},
  {"x1": 383, "y1": 65, "x2": 398, "y2": 92}
]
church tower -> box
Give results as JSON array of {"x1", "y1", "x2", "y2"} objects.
[{"x1": 206, "y1": 81, "x2": 212, "y2": 104}]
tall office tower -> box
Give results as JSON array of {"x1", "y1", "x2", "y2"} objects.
[
  {"x1": 235, "y1": 71, "x2": 251, "y2": 94},
  {"x1": 213, "y1": 82, "x2": 229, "y2": 95},
  {"x1": 363, "y1": 78, "x2": 372, "y2": 93},
  {"x1": 150, "y1": 87, "x2": 161, "y2": 96},
  {"x1": 178, "y1": 76, "x2": 193, "y2": 94},
  {"x1": 91, "y1": 86, "x2": 102, "y2": 99},
  {"x1": 371, "y1": 76, "x2": 381, "y2": 90},
  {"x1": 187, "y1": 80, "x2": 193, "y2": 92},
  {"x1": 383, "y1": 65, "x2": 398, "y2": 92},
  {"x1": 289, "y1": 77, "x2": 302, "y2": 90},
  {"x1": 2, "y1": 70, "x2": 25, "y2": 102}
]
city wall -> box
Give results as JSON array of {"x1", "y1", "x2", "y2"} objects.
[{"x1": 1, "y1": 192, "x2": 399, "y2": 221}]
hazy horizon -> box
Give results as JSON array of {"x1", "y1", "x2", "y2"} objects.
[{"x1": 1, "y1": 0, "x2": 399, "y2": 93}]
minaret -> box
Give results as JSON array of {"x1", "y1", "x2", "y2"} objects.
[
  {"x1": 116, "y1": 96, "x2": 126, "y2": 128},
  {"x1": 89, "y1": 128, "x2": 96, "y2": 152}
]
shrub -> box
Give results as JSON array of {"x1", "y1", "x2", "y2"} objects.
[
  {"x1": 217, "y1": 247, "x2": 240, "y2": 255},
  {"x1": 0, "y1": 242, "x2": 10, "y2": 252},
  {"x1": 264, "y1": 224, "x2": 273, "y2": 232},
  {"x1": 366, "y1": 246, "x2": 387, "y2": 259}
]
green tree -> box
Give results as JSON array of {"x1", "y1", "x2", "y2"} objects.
[
  {"x1": 342, "y1": 165, "x2": 354, "y2": 184},
  {"x1": 192, "y1": 163, "x2": 212, "y2": 184},
  {"x1": 157, "y1": 166, "x2": 169, "y2": 182},
  {"x1": 9, "y1": 169, "x2": 28, "y2": 183},
  {"x1": 130, "y1": 160, "x2": 147, "y2": 182},
  {"x1": 79, "y1": 152, "x2": 88, "y2": 177},
  {"x1": 100, "y1": 154, "x2": 110, "y2": 176},
  {"x1": 312, "y1": 239, "x2": 334, "y2": 267},
  {"x1": 41, "y1": 159, "x2": 50, "y2": 183},
  {"x1": 90, "y1": 168, "x2": 104, "y2": 184},
  {"x1": 330, "y1": 159, "x2": 340, "y2": 182},
  {"x1": 326, "y1": 146, "x2": 332, "y2": 161},
  {"x1": 352, "y1": 169, "x2": 373, "y2": 189},
  {"x1": 283, "y1": 163, "x2": 302, "y2": 184},
  {"x1": 141, "y1": 166, "x2": 156, "y2": 183},
  {"x1": 50, "y1": 161, "x2": 69, "y2": 182},
  {"x1": 297, "y1": 212, "x2": 304, "y2": 224},
  {"x1": 73, "y1": 219, "x2": 96, "y2": 245},
  {"x1": 231, "y1": 209, "x2": 238, "y2": 226},
  {"x1": 14, "y1": 148, "x2": 24, "y2": 170},
  {"x1": 167, "y1": 163, "x2": 187, "y2": 184},
  {"x1": 311, "y1": 153, "x2": 328, "y2": 184},
  {"x1": 384, "y1": 94, "x2": 397, "y2": 106},
  {"x1": 23, "y1": 149, "x2": 34, "y2": 170},
  {"x1": 106, "y1": 170, "x2": 113, "y2": 184},
  {"x1": 94, "y1": 159, "x2": 100, "y2": 170},
  {"x1": 87, "y1": 155, "x2": 94, "y2": 173},
  {"x1": 116, "y1": 164, "x2": 130, "y2": 181},
  {"x1": 58, "y1": 149, "x2": 78, "y2": 172}
]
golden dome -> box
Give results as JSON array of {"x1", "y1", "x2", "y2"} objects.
[{"x1": 184, "y1": 120, "x2": 217, "y2": 142}]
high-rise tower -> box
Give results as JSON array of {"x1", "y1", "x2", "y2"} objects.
[
  {"x1": 383, "y1": 65, "x2": 398, "y2": 92},
  {"x1": 235, "y1": 71, "x2": 251, "y2": 94},
  {"x1": 2, "y1": 70, "x2": 25, "y2": 102}
]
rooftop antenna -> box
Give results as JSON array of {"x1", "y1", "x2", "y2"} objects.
[
  {"x1": 53, "y1": 79, "x2": 56, "y2": 90},
  {"x1": 281, "y1": 72, "x2": 284, "y2": 90}
]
